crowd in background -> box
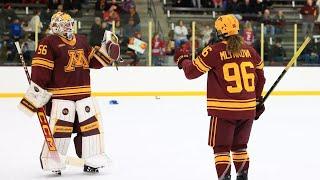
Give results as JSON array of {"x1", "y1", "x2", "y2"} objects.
[
  {"x1": 167, "y1": 0, "x2": 320, "y2": 65},
  {"x1": 1, "y1": 0, "x2": 320, "y2": 66}
]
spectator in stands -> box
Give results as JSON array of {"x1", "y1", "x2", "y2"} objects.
[
  {"x1": 106, "y1": 0, "x2": 122, "y2": 13},
  {"x1": 123, "y1": 5, "x2": 141, "y2": 31},
  {"x1": 29, "y1": 10, "x2": 43, "y2": 34},
  {"x1": 89, "y1": 17, "x2": 105, "y2": 46},
  {"x1": 21, "y1": 33, "x2": 35, "y2": 65},
  {"x1": 0, "y1": 10, "x2": 8, "y2": 34},
  {"x1": 9, "y1": 18, "x2": 23, "y2": 41},
  {"x1": 152, "y1": 33, "x2": 166, "y2": 66},
  {"x1": 40, "y1": 8, "x2": 53, "y2": 31},
  {"x1": 242, "y1": 21, "x2": 254, "y2": 46},
  {"x1": 262, "y1": 9, "x2": 275, "y2": 36},
  {"x1": 57, "y1": 4, "x2": 64, "y2": 12},
  {"x1": 201, "y1": 25, "x2": 212, "y2": 47},
  {"x1": 174, "y1": 20, "x2": 188, "y2": 48},
  {"x1": 121, "y1": 0, "x2": 136, "y2": 13},
  {"x1": 270, "y1": 37, "x2": 286, "y2": 65},
  {"x1": 254, "y1": 0, "x2": 269, "y2": 15},
  {"x1": 48, "y1": 0, "x2": 60, "y2": 9},
  {"x1": 66, "y1": 0, "x2": 82, "y2": 18},
  {"x1": 226, "y1": 0, "x2": 241, "y2": 14},
  {"x1": 103, "y1": 5, "x2": 121, "y2": 29},
  {"x1": 299, "y1": 41, "x2": 319, "y2": 64},
  {"x1": 300, "y1": 0, "x2": 317, "y2": 36},
  {"x1": 166, "y1": 30, "x2": 175, "y2": 56},
  {"x1": 127, "y1": 32, "x2": 143, "y2": 66},
  {"x1": 212, "y1": 0, "x2": 223, "y2": 8},
  {"x1": 122, "y1": 17, "x2": 140, "y2": 39},
  {"x1": 274, "y1": 10, "x2": 286, "y2": 34},
  {"x1": 0, "y1": 31, "x2": 16, "y2": 63},
  {"x1": 240, "y1": 0, "x2": 255, "y2": 21},
  {"x1": 2, "y1": 3, "x2": 17, "y2": 28}
]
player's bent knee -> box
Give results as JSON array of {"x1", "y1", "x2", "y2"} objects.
[
  {"x1": 76, "y1": 97, "x2": 107, "y2": 168},
  {"x1": 231, "y1": 144, "x2": 248, "y2": 152},
  {"x1": 214, "y1": 145, "x2": 231, "y2": 154}
]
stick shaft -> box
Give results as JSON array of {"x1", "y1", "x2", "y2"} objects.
[
  {"x1": 261, "y1": 37, "x2": 311, "y2": 104},
  {"x1": 14, "y1": 42, "x2": 60, "y2": 161}
]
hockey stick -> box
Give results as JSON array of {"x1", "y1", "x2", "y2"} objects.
[
  {"x1": 261, "y1": 36, "x2": 311, "y2": 105},
  {"x1": 14, "y1": 42, "x2": 60, "y2": 162}
]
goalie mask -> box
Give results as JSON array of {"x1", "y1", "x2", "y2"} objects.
[
  {"x1": 214, "y1": 14, "x2": 239, "y2": 40},
  {"x1": 50, "y1": 12, "x2": 75, "y2": 40}
]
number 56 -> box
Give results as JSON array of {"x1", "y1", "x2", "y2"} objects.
[{"x1": 37, "y1": 45, "x2": 47, "y2": 55}]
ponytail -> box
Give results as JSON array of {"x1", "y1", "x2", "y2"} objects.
[{"x1": 226, "y1": 35, "x2": 243, "y2": 54}]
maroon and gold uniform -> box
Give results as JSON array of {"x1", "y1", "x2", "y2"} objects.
[
  {"x1": 180, "y1": 41, "x2": 265, "y2": 120},
  {"x1": 31, "y1": 34, "x2": 103, "y2": 102},
  {"x1": 176, "y1": 14, "x2": 265, "y2": 179}
]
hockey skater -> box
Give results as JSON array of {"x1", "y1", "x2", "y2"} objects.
[
  {"x1": 18, "y1": 12, "x2": 120, "y2": 174},
  {"x1": 174, "y1": 14, "x2": 266, "y2": 180}
]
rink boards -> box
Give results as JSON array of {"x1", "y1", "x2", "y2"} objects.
[{"x1": 0, "y1": 67, "x2": 319, "y2": 97}]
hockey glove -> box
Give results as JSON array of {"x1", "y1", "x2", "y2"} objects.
[
  {"x1": 255, "y1": 97, "x2": 265, "y2": 120},
  {"x1": 174, "y1": 44, "x2": 191, "y2": 69},
  {"x1": 94, "y1": 31, "x2": 120, "y2": 66}
]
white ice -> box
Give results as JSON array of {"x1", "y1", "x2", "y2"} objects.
[{"x1": 0, "y1": 96, "x2": 319, "y2": 180}]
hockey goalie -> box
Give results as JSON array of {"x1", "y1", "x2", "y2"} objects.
[{"x1": 18, "y1": 12, "x2": 120, "y2": 174}]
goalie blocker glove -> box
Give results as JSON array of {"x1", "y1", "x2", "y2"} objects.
[
  {"x1": 18, "y1": 81, "x2": 52, "y2": 117},
  {"x1": 93, "y1": 31, "x2": 120, "y2": 67}
]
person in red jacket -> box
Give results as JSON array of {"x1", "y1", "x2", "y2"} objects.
[
  {"x1": 151, "y1": 32, "x2": 165, "y2": 66},
  {"x1": 174, "y1": 14, "x2": 266, "y2": 180}
]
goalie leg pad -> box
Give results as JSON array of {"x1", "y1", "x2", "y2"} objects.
[
  {"x1": 18, "y1": 81, "x2": 52, "y2": 117},
  {"x1": 40, "y1": 99, "x2": 76, "y2": 171},
  {"x1": 76, "y1": 97, "x2": 107, "y2": 168}
]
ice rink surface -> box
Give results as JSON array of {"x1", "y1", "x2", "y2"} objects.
[{"x1": 0, "y1": 96, "x2": 319, "y2": 180}]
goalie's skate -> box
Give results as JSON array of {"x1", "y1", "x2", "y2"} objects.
[
  {"x1": 52, "y1": 170, "x2": 61, "y2": 176},
  {"x1": 237, "y1": 170, "x2": 248, "y2": 180},
  {"x1": 83, "y1": 165, "x2": 100, "y2": 173}
]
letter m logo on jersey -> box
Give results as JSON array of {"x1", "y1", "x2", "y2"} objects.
[{"x1": 65, "y1": 49, "x2": 89, "y2": 72}]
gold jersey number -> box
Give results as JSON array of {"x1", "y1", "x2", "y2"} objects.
[
  {"x1": 37, "y1": 45, "x2": 48, "y2": 55},
  {"x1": 223, "y1": 62, "x2": 255, "y2": 93}
]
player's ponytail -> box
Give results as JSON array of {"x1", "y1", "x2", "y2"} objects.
[{"x1": 226, "y1": 35, "x2": 243, "y2": 54}]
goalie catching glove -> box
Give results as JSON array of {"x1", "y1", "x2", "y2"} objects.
[
  {"x1": 18, "y1": 81, "x2": 52, "y2": 117},
  {"x1": 93, "y1": 30, "x2": 120, "y2": 67}
]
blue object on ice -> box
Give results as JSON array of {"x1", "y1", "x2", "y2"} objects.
[{"x1": 109, "y1": 100, "x2": 119, "y2": 105}]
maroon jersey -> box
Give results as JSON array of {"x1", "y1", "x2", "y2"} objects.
[
  {"x1": 181, "y1": 41, "x2": 265, "y2": 120},
  {"x1": 31, "y1": 34, "x2": 103, "y2": 101}
]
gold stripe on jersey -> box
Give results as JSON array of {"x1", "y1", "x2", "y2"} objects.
[
  {"x1": 207, "y1": 98, "x2": 256, "y2": 102},
  {"x1": 257, "y1": 59, "x2": 264, "y2": 69},
  {"x1": 193, "y1": 56, "x2": 211, "y2": 73},
  {"x1": 94, "y1": 50, "x2": 112, "y2": 67},
  {"x1": 32, "y1": 58, "x2": 54, "y2": 70},
  {"x1": 208, "y1": 107, "x2": 256, "y2": 111},
  {"x1": 207, "y1": 100, "x2": 256, "y2": 109},
  {"x1": 59, "y1": 36, "x2": 76, "y2": 46},
  {"x1": 48, "y1": 86, "x2": 91, "y2": 97},
  {"x1": 88, "y1": 47, "x2": 96, "y2": 61}
]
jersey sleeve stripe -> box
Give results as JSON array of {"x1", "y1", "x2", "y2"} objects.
[
  {"x1": 32, "y1": 59, "x2": 54, "y2": 69},
  {"x1": 32, "y1": 57, "x2": 54, "y2": 64},
  {"x1": 207, "y1": 98, "x2": 256, "y2": 102},
  {"x1": 31, "y1": 63, "x2": 54, "y2": 70},
  {"x1": 194, "y1": 57, "x2": 210, "y2": 72},
  {"x1": 48, "y1": 87, "x2": 91, "y2": 95},
  {"x1": 192, "y1": 60, "x2": 206, "y2": 73},
  {"x1": 198, "y1": 57, "x2": 211, "y2": 69},
  {"x1": 257, "y1": 59, "x2": 264, "y2": 69}
]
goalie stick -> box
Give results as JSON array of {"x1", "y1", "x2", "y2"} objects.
[
  {"x1": 261, "y1": 36, "x2": 311, "y2": 105},
  {"x1": 14, "y1": 42, "x2": 61, "y2": 162}
]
